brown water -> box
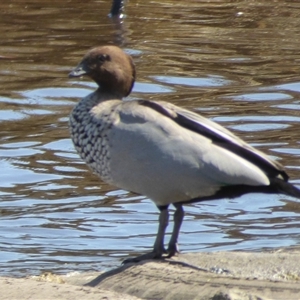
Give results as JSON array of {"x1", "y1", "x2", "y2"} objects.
[{"x1": 1, "y1": 0, "x2": 300, "y2": 277}]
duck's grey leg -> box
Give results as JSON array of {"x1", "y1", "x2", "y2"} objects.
[
  {"x1": 122, "y1": 205, "x2": 169, "y2": 264},
  {"x1": 153, "y1": 205, "x2": 169, "y2": 254},
  {"x1": 167, "y1": 203, "x2": 184, "y2": 257}
]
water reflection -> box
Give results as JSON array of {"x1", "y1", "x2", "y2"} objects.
[
  {"x1": 0, "y1": 0, "x2": 300, "y2": 277},
  {"x1": 153, "y1": 75, "x2": 232, "y2": 87}
]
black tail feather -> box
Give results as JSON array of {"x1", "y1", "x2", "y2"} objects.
[
  {"x1": 179, "y1": 178, "x2": 300, "y2": 205},
  {"x1": 270, "y1": 178, "x2": 300, "y2": 199}
]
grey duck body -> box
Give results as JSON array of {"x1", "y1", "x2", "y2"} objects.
[{"x1": 69, "y1": 45, "x2": 300, "y2": 262}]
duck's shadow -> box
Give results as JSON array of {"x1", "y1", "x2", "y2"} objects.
[{"x1": 85, "y1": 257, "x2": 210, "y2": 287}]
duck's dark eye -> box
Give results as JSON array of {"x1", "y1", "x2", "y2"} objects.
[{"x1": 97, "y1": 54, "x2": 110, "y2": 62}]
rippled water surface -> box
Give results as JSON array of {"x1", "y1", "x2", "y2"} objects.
[{"x1": 1, "y1": 0, "x2": 300, "y2": 277}]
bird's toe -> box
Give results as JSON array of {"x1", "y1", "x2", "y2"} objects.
[{"x1": 122, "y1": 250, "x2": 165, "y2": 264}]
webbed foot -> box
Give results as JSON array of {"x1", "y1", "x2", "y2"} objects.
[
  {"x1": 122, "y1": 250, "x2": 166, "y2": 264},
  {"x1": 166, "y1": 243, "x2": 179, "y2": 258}
]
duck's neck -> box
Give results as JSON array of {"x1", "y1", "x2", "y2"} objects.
[{"x1": 80, "y1": 87, "x2": 124, "y2": 109}]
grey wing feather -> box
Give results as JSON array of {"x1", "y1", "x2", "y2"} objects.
[{"x1": 139, "y1": 100, "x2": 288, "y2": 181}]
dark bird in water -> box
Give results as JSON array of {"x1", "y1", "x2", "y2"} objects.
[{"x1": 109, "y1": 0, "x2": 125, "y2": 17}]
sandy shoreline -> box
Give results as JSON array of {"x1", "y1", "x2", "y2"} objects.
[{"x1": 2, "y1": 248, "x2": 300, "y2": 300}]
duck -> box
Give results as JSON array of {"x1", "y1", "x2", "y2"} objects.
[{"x1": 69, "y1": 45, "x2": 300, "y2": 263}]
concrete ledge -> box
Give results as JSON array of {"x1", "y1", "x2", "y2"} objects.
[{"x1": 2, "y1": 248, "x2": 300, "y2": 300}]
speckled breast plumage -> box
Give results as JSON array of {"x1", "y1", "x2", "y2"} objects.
[{"x1": 69, "y1": 100, "x2": 113, "y2": 184}]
